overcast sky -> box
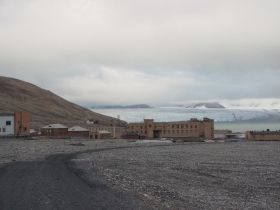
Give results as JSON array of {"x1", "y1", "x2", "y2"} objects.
[{"x1": 1, "y1": 0, "x2": 280, "y2": 106}]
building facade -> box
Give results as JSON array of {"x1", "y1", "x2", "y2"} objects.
[
  {"x1": 14, "y1": 112, "x2": 30, "y2": 136},
  {"x1": 245, "y1": 130, "x2": 280, "y2": 141},
  {"x1": 0, "y1": 112, "x2": 30, "y2": 137},
  {"x1": 90, "y1": 130, "x2": 111, "y2": 139},
  {"x1": 68, "y1": 126, "x2": 89, "y2": 139},
  {"x1": 88, "y1": 126, "x2": 125, "y2": 139},
  {"x1": 126, "y1": 118, "x2": 214, "y2": 139},
  {"x1": 41, "y1": 124, "x2": 68, "y2": 137}
]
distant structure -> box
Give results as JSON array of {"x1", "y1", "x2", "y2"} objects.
[
  {"x1": 214, "y1": 130, "x2": 244, "y2": 140},
  {"x1": 122, "y1": 131, "x2": 145, "y2": 140},
  {"x1": 126, "y1": 118, "x2": 214, "y2": 140},
  {"x1": 88, "y1": 126, "x2": 125, "y2": 139},
  {"x1": 245, "y1": 129, "x2": 280, "y2": 141},
  {"x1": 40, "y1": 124, "x2": 116, "y2": 139},
  {"x1": 90, "y1": 130, "x2": 111, "y2": 139},
  {"x1": 0, "y1": 112, "x2": 30, "y2": 137},
  {"x1": 41, "y1": 124, "x2": 68, "y2": 138},
  {"x1": 68, "y1": 126, "x2": 89, "y2": 139}
]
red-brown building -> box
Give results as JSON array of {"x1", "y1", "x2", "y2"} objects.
[
  {"x1": 126, "y1": 118, "x2": 214, "y2": 140},
  {"x1": 245, "y1": 130, "x2": 280, "y2": 141},
  {"x1": 14, "y1": 112, "x2": 30, "y2": 136},
  {"x1": 41, "y1": 124, "x2": 68, "y2": 138},
  {"x1": 0, "y1": 112, "x2": 30, "y2": 137},
  {"x1": 90, "y1": 130, "x2": 111, "y2": 139},
  {"x1": 68, "y1": 126, "x2": 89, "y2": 139}
]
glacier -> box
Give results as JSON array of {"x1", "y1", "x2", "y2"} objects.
[{"x1": 91, "y1": 107, "x2": 280, "y2": 123}]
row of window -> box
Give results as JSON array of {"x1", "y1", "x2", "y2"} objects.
[
  {"x1": 136, "y1": 130, "x2": 198, "y2": 134},
  {"x1": 0, "y1": 128, "x2": 6, "y2": 132},
  {"x1": 90, "y1": 128, "x2": 114, "y2": 131},
  {"x1": 131, "y1": 124, "x2": 198, "y2": 130},
  {"x1": 163, "y1": 130, "x2": 198, "y2": 134}
]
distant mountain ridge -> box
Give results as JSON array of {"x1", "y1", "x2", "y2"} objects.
[
  {"x1": 91, "y1": 104, "x2": 151, "y2": 109},
  {"x1": 184, "y1": 102, "x2": 225, "y2": 109},
  {"x1": 0, "y1": 76, "x2": 123, "y2": 129}
]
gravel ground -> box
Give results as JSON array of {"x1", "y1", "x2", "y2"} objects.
[{"x1": 1, "y1": 138, "x2": 279, "y2": 209}]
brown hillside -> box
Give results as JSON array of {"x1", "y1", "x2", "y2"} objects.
[{"x1": 0, "y1": 76, "x2": 124, "y2": 129}]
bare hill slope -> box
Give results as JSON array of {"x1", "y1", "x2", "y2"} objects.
[{"x1": 0, "y1": 76, "x2": 123, "y2": 129}]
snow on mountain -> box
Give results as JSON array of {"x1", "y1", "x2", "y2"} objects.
[
  {"x1": 183, "y1": 102, "x2": 225, "y2": 109},
  {"x1": 221, "y1": 99, "x2": 280, "y2": 109}
]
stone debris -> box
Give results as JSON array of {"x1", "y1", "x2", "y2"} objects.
[{"x1": 0, "y1": 139, "x2": 279, "y2": 209}]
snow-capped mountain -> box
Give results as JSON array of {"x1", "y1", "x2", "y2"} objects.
[
  {"x1": 221, "y1": 99, "x2": 280, "y2": 109},
  {"x1": 183, "y1": 102, "x2": 225, "y2": 109}
]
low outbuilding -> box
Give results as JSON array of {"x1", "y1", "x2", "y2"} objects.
[
  {"x1": 90, "y1": 130, "x2": 111, "y2": 139},
  {"x1": 41, "y1": 124, "x2": 68, "y2": 138},
  {"x1": 245, "y1": 130, "x2": 280, "y2": 141},
  {"x1": 68, "y1": 126, "x2": 89, "y2": 139}
]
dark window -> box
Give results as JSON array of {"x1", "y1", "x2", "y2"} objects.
[
  {"x1": 0, "y1": 128, "x2": 1, "y2": 132},
  {"x1": 24, "y1": 127, "x2": 27, "y2": 131},
  {"x1": 181, "y1": 125, "x2": 184, "y2": 128},
  {"x1": 186, "y1": 124, "x2": 188, "y2": 128},
  {"x1": 172, "y1": 125, "x2": 174, "y2": 128},
  {"x1": 3, "y1": 128, "x2": 6, "y2": 132},
  {"x1": 6, "y1": 121, "x2": 11, "y2": 126}
]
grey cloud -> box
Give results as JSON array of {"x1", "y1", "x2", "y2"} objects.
[{"x1": 0, "y1": 0, "x2": 280, "y2": 105}]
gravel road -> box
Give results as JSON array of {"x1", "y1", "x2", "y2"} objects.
[{"x1": 0, "y1": 138, "x2": 279, "y2": 209}]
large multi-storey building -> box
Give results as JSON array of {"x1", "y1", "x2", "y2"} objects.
[{"x1": 126, "y1": 118, "x2": 214, "y2": 139}]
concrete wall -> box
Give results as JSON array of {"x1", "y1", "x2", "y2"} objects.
[{"x1": 0, "y1": 115, "x2": 14, "y2": 136}]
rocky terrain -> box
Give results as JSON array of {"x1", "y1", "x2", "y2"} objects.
[
  {"x1": 0, "y1": 138, "x2": 279, "y2": 209},
  {"x1": 0, "y1": 76, "x2": 123, "y2": 129}
]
